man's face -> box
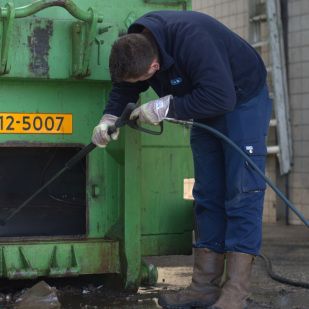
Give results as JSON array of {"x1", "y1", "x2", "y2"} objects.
[{"x1": 124, "y1": 58, "x2": 160, "y2": 83}]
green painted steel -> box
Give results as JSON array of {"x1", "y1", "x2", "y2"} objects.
[
  {"x1": 7, "y1": 1, "x2": 96, "y2": 21},
  {"x1": 0, "y1": 0, "x2": 193, "y2": 288},
  {"x1": 0, "y1": 241, "x2": 120, "y2": 279}
]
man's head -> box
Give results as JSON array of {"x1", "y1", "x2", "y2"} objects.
[{"x1": 109, "y1": 32, "x2": 160, "y2": 83}]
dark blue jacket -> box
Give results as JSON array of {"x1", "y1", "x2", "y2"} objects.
[{"x1": 104, "y1": 10, "x2": 267, "y2": 120}]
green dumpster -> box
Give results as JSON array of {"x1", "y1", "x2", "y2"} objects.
[{"x1": 0, "y1": 0, "x2": 193, "y2": 289}]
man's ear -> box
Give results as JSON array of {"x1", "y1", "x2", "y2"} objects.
[{"x1": 149, "y1": 58, "x2": 160, "y2": 73}]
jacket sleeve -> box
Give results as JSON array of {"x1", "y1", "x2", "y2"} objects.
[
  {"x1": 104, "y1": 81, "x2": 149, "y2": 116},
  {"x1": 167, "y1": 32, "x2": 237, "y2": 120}
]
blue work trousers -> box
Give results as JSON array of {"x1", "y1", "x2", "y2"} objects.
[{"x1": 191, "y1": 85, "x2": 272, "y2": 255}]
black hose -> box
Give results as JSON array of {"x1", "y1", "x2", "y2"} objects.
[
  {"x1": 259, "y1": 254, "x2": 309, "y2": 289},
  {"x1": 165, "y1": 119, "x2": 309, "y2": 227},
  {"x1": 165, "y1": 118, "x2": 309, "y2": 289}
]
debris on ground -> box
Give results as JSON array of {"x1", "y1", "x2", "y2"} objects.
[
  {"x1": 14, "y1": 281, "x2": 60, "y2": 309},
  {"x1": 0, "y1": 225, "x2": 307, "y2": 308}
]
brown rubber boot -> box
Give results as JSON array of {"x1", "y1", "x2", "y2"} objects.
[
  {"x1": 158, "y1": 248, "x2": 225, "y2": 309},
  {"x1": 210, "y1": 252, "x2": 255, "y2": 309}
]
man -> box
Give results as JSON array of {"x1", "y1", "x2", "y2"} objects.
[{"x1": 92, "y1": 10, "x2": 272, "y2": 309}]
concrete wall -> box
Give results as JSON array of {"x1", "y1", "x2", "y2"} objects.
[
  {"x1": 287, "y1": 0, "x2": 309, "y2": 224},
  {"x1": 192, "y1": 0, "x2": 277, "y2": 223}
]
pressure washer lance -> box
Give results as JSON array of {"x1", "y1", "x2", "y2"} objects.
[
  {"x1": 0, "y1": 103, "x2": 138, "y2": 226},
  {"x1": 2, "y1": 112, "x2": 308, "y2": 229}
]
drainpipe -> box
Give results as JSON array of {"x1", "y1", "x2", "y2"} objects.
[{"x1": 280, "y1": 0, "x2": 290, "y2": 225}]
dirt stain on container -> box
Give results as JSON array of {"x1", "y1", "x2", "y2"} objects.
[{"x1": 28, "y1": 19, "x2": 53, "y2": 77}]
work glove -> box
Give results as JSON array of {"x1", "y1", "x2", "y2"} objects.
[
  {"x1": 92, "y1": 114, "x2": 119, "y2": 148},
  {"x1": 130, "y1": 95, "x2": 172, "y2": 125}
]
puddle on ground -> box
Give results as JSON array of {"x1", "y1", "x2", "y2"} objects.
[
  {"x1": 59, "y1": 286, "x2": 161, "y2": 309},
  {"x1": 0, "y1": 277, "x2": 308, "y2": 309},
  {"x1": 61, "y1": 298, "x2": 160, "y2": 309},
  {"x1": 6, "y1": 287, "x2": 308, "y2": 309}
]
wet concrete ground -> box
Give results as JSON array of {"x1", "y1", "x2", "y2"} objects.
[
  {"x1": 141, "y1": 224, "x2": 309, "y2": 309},
  {"x1": 1, "y1": 224, "x2": 308, "y2": 308}
]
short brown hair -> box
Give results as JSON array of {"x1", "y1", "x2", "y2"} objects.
[{"x1": 109, "y1": 32, "x2": 159, "y2": 82}]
